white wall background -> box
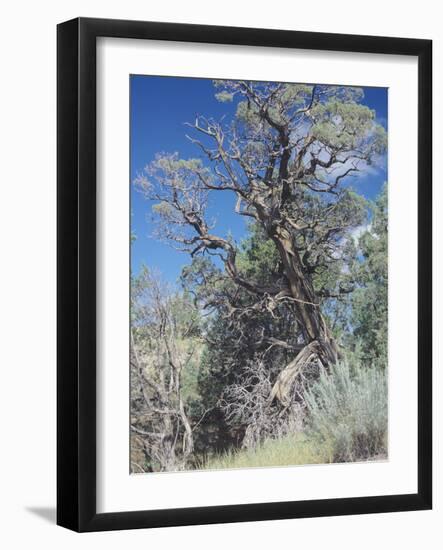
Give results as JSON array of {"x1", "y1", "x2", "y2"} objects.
[{"x1": 0, "y1": 1, "x2": 440, "y2": 547}]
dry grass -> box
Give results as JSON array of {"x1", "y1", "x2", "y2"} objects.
[{"x1": 200, "y1": 432, "x2": 334, "y2": 471}]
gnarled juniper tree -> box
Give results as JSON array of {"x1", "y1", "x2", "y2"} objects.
[{"x1": 135, "y1": 81, "x2": 386, "y2": 407}]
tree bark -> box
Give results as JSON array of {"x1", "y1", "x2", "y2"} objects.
[{"x1": 268, "y1": 229, "x2": 340, "y2": 405}]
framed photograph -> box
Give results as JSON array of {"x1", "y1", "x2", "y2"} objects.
[{"x1": 57, "y1": 17, "x2": 432, "y2": 532}]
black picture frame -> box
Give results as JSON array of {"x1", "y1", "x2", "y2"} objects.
[{"x1": 57, "y1": 17, "x2": 432, "y2": 532}]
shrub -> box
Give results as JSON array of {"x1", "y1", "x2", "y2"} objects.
[
  {"x1": 304, "y1": 362, "x2": 387, "y2": 462},
  {"x1": 220, "y1": 359, "x2": 303, "y2": 449}
]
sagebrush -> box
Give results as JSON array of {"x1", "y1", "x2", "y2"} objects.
[{"x1": 304, "y1": 362, "x2": 388, "y2": 462}]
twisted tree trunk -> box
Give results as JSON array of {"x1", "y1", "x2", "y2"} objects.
[{"x1": 269, "y1": 229, "x2": 340, "y2": 406}]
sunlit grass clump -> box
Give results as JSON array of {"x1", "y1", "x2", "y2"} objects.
[{"x1": 201, "y1": 433, "x2": 334, "y2": 471}]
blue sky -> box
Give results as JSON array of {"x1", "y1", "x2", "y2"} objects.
[{"x1": 130, "y1": 75, "x2": 387, "y2": 284}]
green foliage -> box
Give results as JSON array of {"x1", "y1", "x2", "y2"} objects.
[
  {"x1": 188, "y1": 223, "x2": 297, "y2": 391},
  {"x1": 151, "y1": 154, "x2": 207, "y2": 174},
  {"x1": 214, "y1": 90, "x2": 234, "y2": 102},
  {"x1": 213, "y1": 80, "x2": 386, "y2": 161},
  {"x1": 351, "y1": 185, "x2": 388, "y2": 366},
  {"x1": 130, "y1": 211, "x2": 137, "y2": 244},
  {"x1": 237, "y1": 223, "x2": 281, "y2": 285},
  {"x1": 304, "y1": 361, "x2": 388, "y2": 462},
  {"x1": 311, "y1": 100, "x2": 381, "y2": 151},
  {"x1": 291, "y1": 188, "x2": 368, "y2": 296}
]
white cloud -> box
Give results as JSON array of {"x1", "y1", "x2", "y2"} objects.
[{"x1": 350, "y1": 222, "x2": 372, "y2": 246}]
